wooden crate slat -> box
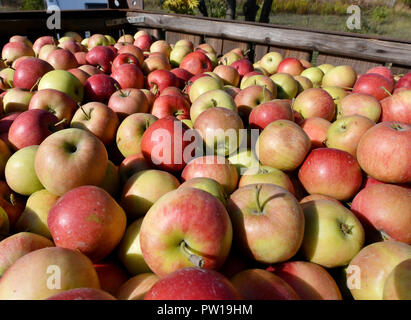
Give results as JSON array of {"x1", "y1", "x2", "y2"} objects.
[
  {"x1": 205, "y1": 37, "x2": 224, "y2": 57},
  {"x1": 126, "y1": 11, "x2": 411, "y2": 66},
  {"x1": 222, "y1": 39, "x2": 250, "y2": 56},
  {"x1": 253, "y1": 44, "x2": 269, "y2": 62},
  {"x1": 390, "y1": 65, "x2": 411, "y2": 76},
  {"x1": 165, "y1": 31, "x2": 202, "y2": 46},
  {"x1": 269, "y1": 46, "x2": 311, "y2": 61},
  {"x1": 316, "y1": 53, "x2": 382, "y2": 74}
]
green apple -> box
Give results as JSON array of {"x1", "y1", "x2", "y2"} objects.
[
  {"x1": 318, "y1": 64, "x2": 334, "y2": 75},
  {"x1": 240, "y1": 75, "x2": 277, "y2": 96},
  {"x1": 3, "y1": 88, "x2": 34, "y2": 113},
  {"x1": 203, "y1": 72, "x2": 224, "y2": 88},
  {"x1": 260, "y1": 51, "x2": 283, "y2": 74},
  {"x1": 325, "y1": 115, "x2": 375, "y2": 158},
  {"x1": 5, "y1": 145, "x2": 44, "y2": 196},
  {"x1": 322, "y1": 86, "x2": 349, "y2": 110},
  {"x1": 227, "y1": 148, "x2": 260, "y2": 176},
  {"x1": 294, "y1": 75, "x2": 313, "y2": 93},
  {"x1": 38, "y1": 70, "x2": 84, "y2": 103},
  {"x1": 205, "y1": 52, "x2": 218, "y2": 67},
  {"x1": 170, "y1": 45, "x2": 192, "y2": 67},
  {"x1": 383, "y1": 259, "x2": 411, "y2": 300},
  {"x1": 120, "y1": 169, "x2": 180, "y2": 220},
  {"x1": 58, "y1": 36, "x2": 74, "y2": 44},
  {"x1": 190, "y1": 89, "x2": 236, "y2": 123},
  {"x1": 181, "y1": 119, "x2": 193, "y2": 129},
  {"x1": 0, "y1": 68, "x2": 15, "y2": 90},
  {"x1": 239, "y1": 165, "x2": 295, "y2": 194},
  {"x1": 270, "y1": 73, "x2": 299, "y2": 99},
  {"x1": 117, "y1": 217, "x2": 152, "y2": 275},
  {"x1": 179, "y1": 177, "x2": 227, "y2": 205},
  {"x1": 301, "y1": 67, "x2": 324, "y2": 87},
  {"x1": 81, "y1": 38, "x2": 89, "y2": 48},
  {"x1": 301, "y1": 199, "x2": 365, "y2": 268},
  {"x1": 322, "y1": 65, "x2": 357, "y2": 89},
  {"x1": 189, "y1": 76, "x2": 223, "y2": 103},
  {"x1": 63, "y1": 31, "x2": 83, "y2": 43},
  {"x1": 105, "y1": 35, "x2": 116, "y2": 45},
  {"x1": 219, "y1": 51, "x2": 241, "y2": 66},
  {"x1": 348, "y1": 241, "x2": 411, "y2": 300},
  {"x1": 15, "y1": 189, "x2": 58, "y2": 239}
]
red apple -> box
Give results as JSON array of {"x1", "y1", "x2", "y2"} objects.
[
  {"x1": 112, "y1": 53, "x2": 140, "y2": 72},
  {"x1": 74, "y1": 51, "x2": 87, "y2": 65},
  {"x1": 231, "y1": 59, "x2": 254, "y2": 77},
  {"x1": 356, "y1": 121, "x2": 411, "y2": 184},
  {"x1": 86, "y1": 46, "x2": 115, "y2": 73},
  {"x1": 351, "y1": 184, "x2": 411, "y2": 244},
  {"x1": 68, "y1": 68, "x2": 90, "y2": 85},
  {"x1": 300, "y1": 117, "x2": 331, "y2": 149},
  {"x1": 276, "y1": 58, "x2": 304, "y2": 76},
  {"x1": 269, "y1": 261, "x2": 342, "y2": 300},
  {"x1": 147, "y1": 69, "x2": 178, "y2": 93},
  {"x1": 48, "y1": 185, "x2": 126, "y2": 262},
  {"x1": 9, "y1": 109, "x2": 62, "y2": 150},
  {"x1": 353, "y1": 73, "x2": 394, "y2": 101},
  {"x1": 395, "y1": 73, "x2": 411, "y2": 90},
  {"x1": 231, "y1": 269, "x2": 300, "y2": 300},
  {"x1": 94, "y1": 262, "x2": 129, "y2": 295},
  {"x1": 141, "y1": 55, "x2": 171, "y2": 75},
  {"x1": 71, "y1": 102, "x2": 120, "y2": 145},
  {"x1": 182, "y1": 155, "x2": 239, "y2": 195},
  {"x1": 249, "y1": 100, "x2": 294, "y2": 130},
  {"x1": 0, "y1": 112, "x2": 21, "y2": 134},
  {"x1": 298, "y1": 148, "x2": 363, "y2": 200},
  {"x1": 1, "y1": 41, "x2": 34, "y2": 65},
  {"x1": 29, "y1": 88, "x2": 77, "y2": 122},
  {"x1": 117, "y1": 44, "x2": 144, "y2": 66},
  {"x1": 111, "y1": 64, "x2": 144, "y2": 90},
  {"x1": 84, "y1": 74, "x2": 119, "y2": 103},
  {"x1": 0, "y1": 181, "x2": 25, "y2": 226},
  {"x1": 140, "y1": 187, "x2": 233, "y2": 276},
  {"x1": 34, "y1": 128, "x2": 108, "y2": 196},
  {"x1": 141, "y1": 116, "x2": 195, "y2": 172},
  {"x1": 170, "y1": 68, "x2": 194, "y2": 89},
  {"x1": 293, "y1": 88, "x2": 335, "y2": 121},
  {"x1": 257, "y1": 119, "x2": 311, "y2": 171},
  {"x1": 180, "y1": 51, "x2": 213, "y2": 75},
  {"x1": 227, "y1": 184, "x2": 304, "y2": 264},
  {"x1": 46, "y1": 49, "x2": 78, "y2": 70},
  {"x1": 380, "y1": 90, "x2": 411, "y2": 124},
  {"x1": 151, "y1": 94, "x2": 190, "y2": 120},
  {"x1": 33, "y1": 36, "x2": 56, "y2": 55},
  {"x1": 134, "y1": 34, "x2": 152, "y2": 52},
  {"x1": 234, "y1": 85, "x2": 274, "y2": 120},
  {"x1": 108, "y1": 88, "x2": 149, "y2": 120},
  {"x1": 118, "y1": 153, "x2": 151, "y2": 184},
  {"x1": 145, "y1": 267, "x2": 241, "y2": 300},
  {"x1": 13, "y1": 58, "x2": 53, "y2": 91},
  {"x1": 366, "y1": 66, "x2": 394, "y2": 86}
]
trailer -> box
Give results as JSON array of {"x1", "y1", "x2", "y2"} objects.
[{"x1": 0, "y1": 0, "x2": 410, "y2": 75}]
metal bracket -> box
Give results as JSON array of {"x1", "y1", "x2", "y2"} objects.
[{"x1": 105, "y1": 16, "x2": 145, "y2": 27}]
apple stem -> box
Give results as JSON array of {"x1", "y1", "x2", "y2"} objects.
[
  {"x1": 180, "y1": 240, "x2": 205, "y2": 268},
  {"x1": 151, "y1": 83, "x2": 159, "y2": 95},
  {"x1": 381, "y1": 86, "x2": 392, "y2": 96},
  {"x1": 211, "y1": 98, "x2": 217, "y2": 107},
  {"x1": 182, "y1": 83, "x2": 189, "y2": 94},
  {"x1": 114, "y1": 83, "x2": 126, "y2": 96},
  {"x1": 243, "y1": 49, "x2": 250, "y2": 57},
  {"x1": 54, "y1": 118, "x2": 67, "y2": 127},
  {"x1": 30, "y1": 77, "x2": 41, "y2": 93},
  {"x1": 9, "y1": 193, "x2": 16, "y2": 206},
  {"x1": 78, "y1": 103, "x2": 91, "y2": 120},
  {"x1": 255, "y1": 184, "x2": 263, "y2": 213}
]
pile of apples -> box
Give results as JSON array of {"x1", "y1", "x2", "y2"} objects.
[{"x1": 0, "y1": 29, "x2": 410, "y2": 301}]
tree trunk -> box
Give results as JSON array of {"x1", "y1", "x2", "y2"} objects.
[
  {"x1": 225, "y1": 0, "x2": 236, "y2": 20},
  {"x1": 198, "y1": 0, "x2": 209, "y2": 17},
  {"x1": 259, "y1": 0, "x2": 273, "y2": 23},
  {"x1": 243, "y1": 0, "x2": 259, "y2": 22}
]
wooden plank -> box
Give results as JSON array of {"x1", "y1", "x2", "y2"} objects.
[
  {"x1": 390, "y1": 65, "x2": 411, "y2": 76},
  {"x1": 126, "y1": 11, "x2": 411, "y2": 66},
  {"x1": 316, "y1": 53, "x2": 382, "y2": 74},
  {"x1": 269, "y1": 46, "x2": 311, "y2": 61},
  {"x1": 222, "y1": 39, "x2": 250, "y2": 57},
  {"x1": 137, "y1": 28, "x2": 162, "y2": 41},
  {"x1": 254, "y1": 44, "x2": 269, "y2": 62},
  {"x1": 205, "y1": 37, "x2": 224, "y2": 57},
  {"x1": 165, "y1": 31, "x2": 202, "y2": 46}
]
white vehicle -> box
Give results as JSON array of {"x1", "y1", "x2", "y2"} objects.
[{"x1": 45, "y1": 0, "x2": 108, "y2": 10}]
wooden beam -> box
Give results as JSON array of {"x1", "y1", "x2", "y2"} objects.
[{"x1": 124, "y1": 11, "x2": 411, "y2": 66}]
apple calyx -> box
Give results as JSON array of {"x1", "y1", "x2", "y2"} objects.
[
  {"x1": 340, "y1": 222, "x2": 354, "y2": 236},
  {"x1": 390, "y1": 123, "x2": 405, "y2": 131},
  {"x1": 180, "y1": 240, "x2": 205, "y2": 268}
]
